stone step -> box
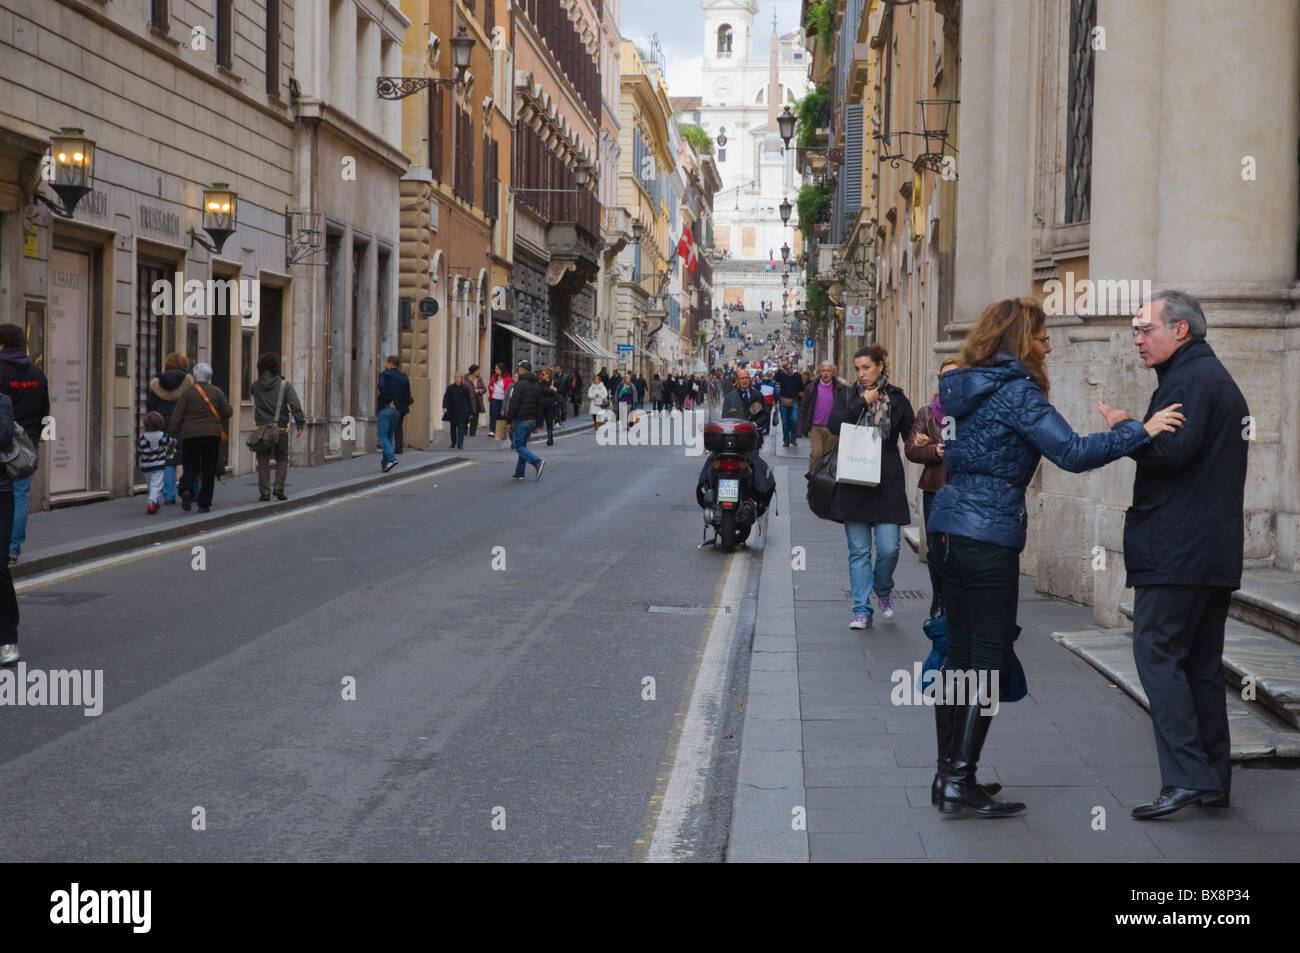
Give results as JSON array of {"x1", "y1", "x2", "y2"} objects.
[
  {"x1": 1119, "y1": 601, "x2": 1300, "y2": 729},
  {"x1": 1053, "y1": 628, "x2": 1300, "y2": 760},
  {"x1": 1232, "y1": 568, "x2": 1300, "y2": 648}
]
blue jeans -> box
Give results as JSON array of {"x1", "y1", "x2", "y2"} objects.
[
  {"x1": 163, "y1": 464, "x2": 178, "y2": 503},
  {"x1": 377, "y1": 406, "x2": 400, "y2": 465},
  {"x1": 512, "y1": 420, "x2": 541, "y2": 477},
  {"x1": 9, "y1": 473, "x2": 31, "y2": 559},
  {"x1": 780, "y1": 402, "x2": 799, "y2": 443},
  {"x1": 449, "y1": 417, "x2": 466, "y2": 448},
  {"x1": 844, "y1": 521, "x2": 901, "y2": 616}
]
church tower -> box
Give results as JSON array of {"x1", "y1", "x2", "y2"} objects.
[{"x1": 703, "y1": 0, "x2": 759, "y2": 68}]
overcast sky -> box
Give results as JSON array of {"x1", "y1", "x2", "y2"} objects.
[{"x1": 620, "y1": 0, "x2": 805, "y2": 98}]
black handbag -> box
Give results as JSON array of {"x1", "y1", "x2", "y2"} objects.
[{"x1": 806, "y1": 449, "x2": 837, "y2": 519}]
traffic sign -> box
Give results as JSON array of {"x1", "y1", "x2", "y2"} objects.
[{"x1": 805, "y1": 339, "x2": 815, "y2": 349}]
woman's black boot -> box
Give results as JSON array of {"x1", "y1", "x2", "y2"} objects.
[
  {"x1": 931, "y1": 699, "x2": 1002, "y2": 806},
  {"x1": 937, "y1": 703, "x2": 1024, "y2": 817}
]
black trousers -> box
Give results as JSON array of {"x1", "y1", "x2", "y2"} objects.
[
  {"x1": 0, "y1": 483, "x2": 17, "y2": 643},
  {"x1": 1132, "y1": 585, "x2": 1232, "y2": 793},
  {"x1": 937, "y1": 533, "x2": 1020, "y2": 677},
  {"x1": 179, "y1": 435, "x2": 221, "y2": 508}
]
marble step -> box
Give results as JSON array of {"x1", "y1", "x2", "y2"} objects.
[
  {"x1": 1118, "y1": 601, "x2": 1300, "y2": 729},
  {"x1": 1052, "y1": 627, "x2": 1300, "y2": 760},
  {"x1": 1232, "y1": 568, "x2": 1300, "y2": 648}
]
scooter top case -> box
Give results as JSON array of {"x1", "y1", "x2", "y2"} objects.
[{"x1": 703, "y1": 419, "x2": 760, "y2": 453}]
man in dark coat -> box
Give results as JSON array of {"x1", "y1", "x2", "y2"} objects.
[
  {"x1": 504, "y1": 360, "x2": 545, "y2": 480},
  {"x1": 0, "y1": 324, "x2": 50, "y2": 565},
  {"x1": 441, "y1": 372, "x2": 473, "y2": 450},
  {"x1": 1102, "y1": 291, "x2": 1249, "y2": 819},
  {"x1": 376, "y1": 355, "x2": 413, "y2": 471}
]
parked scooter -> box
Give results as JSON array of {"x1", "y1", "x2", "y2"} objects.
[{"x1": 696, "y1": 380, "x2": 775, "y2": 551}]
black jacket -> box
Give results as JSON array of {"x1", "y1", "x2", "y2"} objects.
[
  {"x1": 0, "y1": 348, "x2": 51, "y2": 435},
  {"x1": 720, "y1": 384, "x2": 768, "y2": 426},
  {"x1": 505, "y1": 372, "x2": 542, "y2": 424},
  {"x1": 0, "y1": 394, "x2": 14, "y2": 490},
  {"x1": 826, "y1": 383, "x2": 915, "y2": 526},
  {"x1": 442, "y1": 382, "x2": 472, "y2": 420},
  {"x1": 377, "y1": 368, "x2": 413, "y2": 415},
  {"x1": 1123, "y1": 338, "x2": 1249, "y2": 589}
]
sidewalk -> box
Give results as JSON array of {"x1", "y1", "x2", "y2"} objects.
[{"x1": 728, "y1": 451, "x2": 1300, "y2": 862}]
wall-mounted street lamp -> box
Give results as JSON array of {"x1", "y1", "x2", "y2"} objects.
[
  {"x1": 780, "y1": 242, "x2": 790, "y2": 262},
  {"x1": 512, "y1": 160, "x2": 594, "y2": 196},
  {"x1": 190, "y1": 182, "x2": 238, "y2": 254},
  {"x1": 377, "y1": 26, "x2": 474, "y2": 98},
  {"x1": 631, "y1": 217, "x2": 645, "y2": 244},
  {"x1": 777, "y1": 106, "x2": 797, "y2": 149},
  {"x1": 29, "y1": 127, "x2": 96, "y2": 218},
  {"x1": 779, "y1": 196, "x2": 792, "y2": 226}
]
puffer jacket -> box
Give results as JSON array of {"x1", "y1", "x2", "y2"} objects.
[
  {"x1": 927, "y1": 353, "x2": 1150, "y2": 551},
  {"x1": 505, "y1": 372, "x2": 542, "y2": 424}
]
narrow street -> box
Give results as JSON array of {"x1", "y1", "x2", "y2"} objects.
[{"x1": 1, "y1": 433, "x2": 757, "y2": 862}]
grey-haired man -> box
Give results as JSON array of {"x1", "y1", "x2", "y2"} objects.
[
  {"x1": 798, "y1": 361, "x2": 847, "y2": 473},
  {"x1": 1098, "y1": 290, "x2": 1249, "y2": 819}
]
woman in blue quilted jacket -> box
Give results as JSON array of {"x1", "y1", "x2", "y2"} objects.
[{"x1": 928, "y1": 297, "x2": 1186, "y2": 818}]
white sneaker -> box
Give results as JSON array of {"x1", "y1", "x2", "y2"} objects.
[
  {"x1": 0, "y1": 643, "x2": 18, "y2": 665},
  {"x1": 878, "y1": 595, "x2": 895, "y2": 620}
]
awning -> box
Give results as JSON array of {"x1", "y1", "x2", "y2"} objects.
[
  {"x1": 573, "y1": 333, "x2": 618, "y2": 360},
  {"x1": 564, "y1": 331, "x2": 599, "y2": 356},
  {"x1": 634, "y1": 346, "x2": 658, "y2": 360},
  {"x1": 499, "y1": 323, "x2": 555, "y2": 347}
]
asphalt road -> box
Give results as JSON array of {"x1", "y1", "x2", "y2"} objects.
[{"x1": 0, "y1": 423, "x2": 760, "y2": 862}]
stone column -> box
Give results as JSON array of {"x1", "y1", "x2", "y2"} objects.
[
  {"x1": 951, "y1": 0, "x2": 1035, "y2": 331},
  {"x1": 1153, "y1": 0, "x2": 1299, "y2": 569}
]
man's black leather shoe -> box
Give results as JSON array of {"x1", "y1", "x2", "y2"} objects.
[{"x1": 1131, "y1": 787, "x2": 1225, "y2": 819}]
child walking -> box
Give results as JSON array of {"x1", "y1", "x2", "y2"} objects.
[{"x1": 138, "y1": 411, "x2": 177, "y2": 514}]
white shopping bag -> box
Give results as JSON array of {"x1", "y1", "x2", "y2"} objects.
[{"x1": 836, "y1": 422, "x2": 882, "y2": 486}]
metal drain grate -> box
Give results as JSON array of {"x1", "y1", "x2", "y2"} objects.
[{"x1": 892, "y1": 590, "x2": 928, "y2": 600}]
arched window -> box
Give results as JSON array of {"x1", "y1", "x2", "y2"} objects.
[
  {"x1": 717, "y1": 24, "x2": 733, "y2": 54},
  {"x1": 755, "y1": 87, "x2": 765, "y2": 105}
]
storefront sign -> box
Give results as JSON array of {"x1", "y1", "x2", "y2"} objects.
[
  {"x1": 23, "y1": 225, "x2": 38, "y2": 258},
  {"x1": 138, "y1": 204, "x2": 180, "y2": 238}
]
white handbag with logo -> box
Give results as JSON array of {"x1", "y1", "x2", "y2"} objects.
[{"x1": 836, "y1": 412, "x2": 882, "y2": 487}]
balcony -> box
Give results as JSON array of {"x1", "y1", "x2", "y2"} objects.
[{"x1": 602, "y1": 207, "x2": 633, "y2": 253}]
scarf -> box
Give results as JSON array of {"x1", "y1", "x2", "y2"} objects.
[
  {"x1": 931, "y1": 392, "x2": 944, "y2": 423},
  {"x1": 862, "y1": 371, "x2": 893, "y2": 429}
]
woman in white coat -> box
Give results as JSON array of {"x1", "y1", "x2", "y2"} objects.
[{"x1": 587, "y1": 376, "x2": 610, "y2": 430}]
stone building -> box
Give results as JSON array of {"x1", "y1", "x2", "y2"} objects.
[
  {"x1": 394, "y1": 0, "x2": 510, "y2": 446},
  {"x1": 0, "y1": 0, "x2": 299, "y2": 506},
  {"x1": 292, "y1": 0, "x2": 408, "y2": 463},
  {"x1": 509, "y1": 0, "x2": 603, "y2": 376},
  {"x1": 616, "y1": 40, "x2": 678, "y2": 377},
  {"x1": 816, "y1": 0, "x2": 1300, "y2": 624}
]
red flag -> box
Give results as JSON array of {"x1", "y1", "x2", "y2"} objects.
[{"x1": 677, "y1": 227, "x2": 698, "y2": 273}]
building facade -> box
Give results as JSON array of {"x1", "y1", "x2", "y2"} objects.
[
  {"x1": 814, "y1": 0, "x2": 1300, "y2": 625},
  {"x1": 395, "y1": 0, "x2": 508, "y2": 446},
  {"x1": 0, "y1": 0, "x2": 301, "y2": 508},
  {"x1": 509, "y1": 0, "x2": 603, "y2": 376},
  {"x1": 293, "y1": 0, "x2": 408, "y2": 463}
]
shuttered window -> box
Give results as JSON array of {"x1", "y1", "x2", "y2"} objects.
[
  {"x1": 843, "y1": 104, "x2": 863, "y2": 217},
  {"x1": 429, "y1": 86, "x2": 444, "y2": 181},
  {"x1": 265, "y1": 0, "x2": 280, "y2": 97},
  {"x1": 216, "y1": 0, "x2": 233, "y2": 69}
]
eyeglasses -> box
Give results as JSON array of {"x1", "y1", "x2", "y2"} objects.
[{"x1": 1131, "y1": 323, "x2": 1158, "y2": 339}]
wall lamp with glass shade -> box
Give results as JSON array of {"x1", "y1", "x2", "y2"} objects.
[{"x1": 189, "y1": 183, "x2": 238, "y2": 254}]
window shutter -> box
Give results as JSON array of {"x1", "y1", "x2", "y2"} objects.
[{"x1": 844, "y1": 104, "x2": 863, "y2": 218}]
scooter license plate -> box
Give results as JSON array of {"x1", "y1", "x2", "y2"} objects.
[{"x1": 717, "y1": 479, "x2": 740, "y2": 503}]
